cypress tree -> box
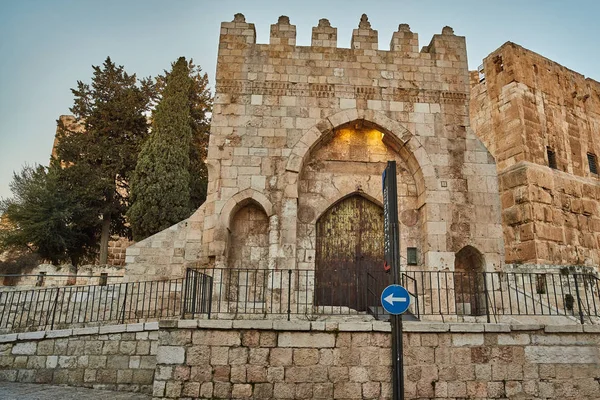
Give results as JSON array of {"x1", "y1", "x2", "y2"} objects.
[{"x1": 128, "y1": 57, "x2": 194, "y2": 240}]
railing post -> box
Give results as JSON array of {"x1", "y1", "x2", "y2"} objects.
[
  {"x1": 49, "y1": 288, "x2": 60, "y2": 330},
  {"x1": 182, "y1": 268, "x2": 191, "y2": 318},
  {"x1": 207, "y1": 275, "x2": 213, "y2": 320},
  {"x1": 483, "y1": 273, "x2": 490, "y2": 323},
  {"x1": 287, "y1": 270, "x2": 292, "y2": 321},
  {"x1": 120, "y1": 282, "x2": 128, "y2": 324},
  {"x1": 573, "y1": 274, "x2": 585, "y2": 325}
]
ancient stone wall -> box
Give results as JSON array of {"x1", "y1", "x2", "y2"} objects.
[
  {"x1": 470, "y1": 42, "x2": 600, "y2": 266},
  {"x1": 153, "y1": 320, "x2": 600, "y2": 399},
  {"x1": 125, "y1": 14, "x2": 504, "y2": 280},
  {"x1": 0, "y1": 322, "x2": 158, "y2": 394}
]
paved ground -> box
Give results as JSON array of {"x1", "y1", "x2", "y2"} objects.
[{"x1": 0, "y1": 382, "x2": 151, "y2": 400}]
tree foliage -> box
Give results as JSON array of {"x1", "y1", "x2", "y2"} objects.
[
  {"x1": 155, "y1": 58, "x2": 212, "y2": 210},
  {"x1": 54, "y1": 57, "x2": 153, "y2": 263},
  {"x1": 128, "y1": 57, "x2": 212, "y2": 241},
  {"x1": 0, "y1": 164, "x2": 99, "y2": 267}
]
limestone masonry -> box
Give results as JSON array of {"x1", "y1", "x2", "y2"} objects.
[
  {"x1": 125, "y1": 14, "x2": 505, "y2": 281},
  {"x1": 471, "y1": 42, "x2": 600, "y2": 267}
]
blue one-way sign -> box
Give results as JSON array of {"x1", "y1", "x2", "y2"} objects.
[{"x1": 381, "y1": 284, "x2": 411, "y2": 315}]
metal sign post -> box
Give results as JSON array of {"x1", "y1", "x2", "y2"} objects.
[{"x1": 382, "y1": 161, "x2": 404, "y2": 400}]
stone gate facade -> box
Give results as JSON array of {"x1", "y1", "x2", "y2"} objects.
[{"x1": 124, "y1": 14, "x2": 504, "y2": 283}]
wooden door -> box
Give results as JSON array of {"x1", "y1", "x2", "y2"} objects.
[{"x1": 315, "y1": 195, "x2": 384, "y2": 311}]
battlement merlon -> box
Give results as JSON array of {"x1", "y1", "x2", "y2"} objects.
[{"x1": 218, "y1": 14, "x2": 466, "y2": 58}]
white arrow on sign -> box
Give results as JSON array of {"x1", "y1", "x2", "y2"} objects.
[{"x1": 384, "y1": 293, "x2": 408, "y2": 306}]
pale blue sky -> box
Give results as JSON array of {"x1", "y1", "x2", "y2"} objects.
[{"x1": 1, "y1": 0, "x2": 598, "y2": 199}]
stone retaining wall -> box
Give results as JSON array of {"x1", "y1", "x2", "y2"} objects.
[
  {"x1": 2, "y1": 319, "x2": 600, "y2": 399},
  {"x1": 154, "y1": 320, "x2": 600, "y2": 399},
  {"x1": 0, "y1": 322, "x2": 158, "y2": 394}
]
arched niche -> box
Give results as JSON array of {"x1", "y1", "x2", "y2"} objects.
[
  {"x1": 226, "y1": 201, "x2": 269, "y2": 303},
  {"x1": 454, "y1": 245, "x2": 486, "y2": 316}
]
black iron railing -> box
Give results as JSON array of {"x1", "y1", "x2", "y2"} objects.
[
  {"x1": 0, "y1": 269, "x2": 213, "y2": 333},
  {"x1": 2, "y1": 267, "x2": 599, "y2": 333},
  {"x1": 193, "y1": 268, "x2": 600, "y2": 324}
]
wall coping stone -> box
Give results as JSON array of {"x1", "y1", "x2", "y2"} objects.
[
  {"x1": 177, "y1": 320, "x2": 199, "y2": 329},
  {"x1": 338, "y1": 322, "x2": 373, "y2": 331},
  {"x1": 198, "y1": 319, "x2": 233, "y2": 329},
  {"x1": 0, "y1": 322, "x2": 160, "y2": 343},
  {"x1": 484, "y1": 324, "x2": 511, "y2": 332},
  {"x1": 510, "y1": 324, "x2": 544, "y2": 331},
  {"x1": 450, "y1": 323, "x2": 485, "y2": 332},
  {"x1": 232, "y1": 320, "x2": 274, "y2": 330},
  {"x1": 99, "y1": 324, "x2": 128, "y2": 334},
  {"x1": 126, "y1": 322, "x2": 146, "y2": 332},
  {"x1": 545, "y1": 324, "x2": 584, "y2": 333},
  {"x1": 72, "y1": 327, "x2": 99, "y2": 336},
  {"x1": 145, "y1": 321, "x2": 159, "y2": 330},
  {"x1": 17, "y1": 331, "x2": 45, "y2": 340},
  {"x1": 45, "y1": 329, "x2": 72, "y2": 338},
  {"x1": 273, "y1": 320, "x2": 311, "y2": 331},
  {"x1": 0, "y1": 333, "x2": 17, "y2": 343},
  {"x1": 583, "y1": 325, "x2": 600, "y2": 333},
  {"x1": 0, "y1": 320, "x2": 591, "y2": 344}
]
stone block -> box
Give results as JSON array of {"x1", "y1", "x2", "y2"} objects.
[
  {"x1": 197, "y1": 319, "x2": 233, "y2": 329},
  {"x1": 338, "y1": 322, "x2": 372, "y2": 332},
  {"x1": 273, "y1": 320, "x2": 311, "y2": 331},
  {"x1": 156, "y1": 346, "x2": 185, "y2": 364},
  {"x1": 126, "y1": 322, "x2": 146, "y2": 332},
  {"x1": 0, "y1": 334, "x2": 17, "y2": 343},
  {"x1": 12, "y1": 342, "x2": 36, "y2": 355},
  {"x1": 278, "y1": 332, "x2": 335, "y2": 348},
  {"x1": 72, "y1": 327, "x2": 99, "y2": 336},
  {"x1": 233, "y1": 320, "x2": 273, "y2": 330},
  {"x1": 18, "y1": 331, "x2": 45, "y2": 340},
  {"x1": 450, "y1": 323, "x2": 485, "y2": 332}
]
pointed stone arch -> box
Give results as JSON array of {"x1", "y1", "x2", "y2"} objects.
[
  {"x1": 285, "y1": 109, "x2": 435, "y2": 198},
  {"x1": 219, "y1": 188, "x2": 274, "y2": 231}
]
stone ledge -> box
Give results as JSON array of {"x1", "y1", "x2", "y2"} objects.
[
  {"x1": 232, "y1": 320, "x2": 274, "y2": 330},
  {"x1": 46, "y1": 329, "x2": 72, "y2": 338},
  {"x1": 484, "y1": 324, "x2": 511, "y2": 332},
  {"x1": 17, "y1": 331, "x2": 45, "y2": 340},
  {"x1": 404, "y1": 322, "x2": 449, "y2": 332},
  {"x1": 338, "y1": 322, "x2": 373, "y2": 332},
  {"x1": 510, "y1": 324, "x2": 544, "y2": 331},
  {"x1": 0, "y1": 333, "x2": 18, "y2": 343},
  {"x1": 72, "y1": 327, "x2": 99, "y2": 336},
  {"x1": 99, "y1": 324, "x2": 128, "y2": 334},
  {"x1": 450, "y1": 323, "x2": 485, "y2": 332},
  {"x1": 544, "y1": 325, "x2": 584, "y2": 333}
]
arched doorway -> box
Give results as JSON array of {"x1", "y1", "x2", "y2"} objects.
[
  {"x1": 315, "y1": 194, "x2": 384, "y2": 311},
  {"x1": 454, "y1": 246, "x2": 486, "y2": 316}
]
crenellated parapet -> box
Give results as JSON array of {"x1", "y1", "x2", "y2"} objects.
[
  {"x1": 351, "y1": 14, "x2": 378, "y2": 51},
  {"x1": 270, "y1": 15, "x2": 296, "y2": 46},
  {"x1": 218, "y1": 13, "x2": 466, "y2": 59},
  {"x1": 311, "y1": 18, "x2": 337, "y2": 47},
  {"x1": 219, "y1": 13, "x2": 256, "y2": 46},
  {"x1": 390, "y1": 24, "x2": 419, "y2": 54}
]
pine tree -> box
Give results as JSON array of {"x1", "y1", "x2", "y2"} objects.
[
  {"x1": 0, "y1": 163, "x2": 99, "y2": 267},
  {"x1": 54, "y1": 57, "x2": 153, "y2": 264},
  {"x1": 128, "y1": 57, "x2": 197, "y2": 241}
]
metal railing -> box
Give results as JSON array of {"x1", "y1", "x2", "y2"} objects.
[
  {"x1": 0, "y1": 269, "x2": 212, "y2": 333},
  {"x1": 193, "y1": 268, "x2": 600, "y2": 324},
  {"x1": 2, "y1": 267, "x2": 599, "y2": 333}
]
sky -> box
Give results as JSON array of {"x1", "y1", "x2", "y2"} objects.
[{"x1": 0, "y1": 0, "x2": 599, "y2": 199}]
